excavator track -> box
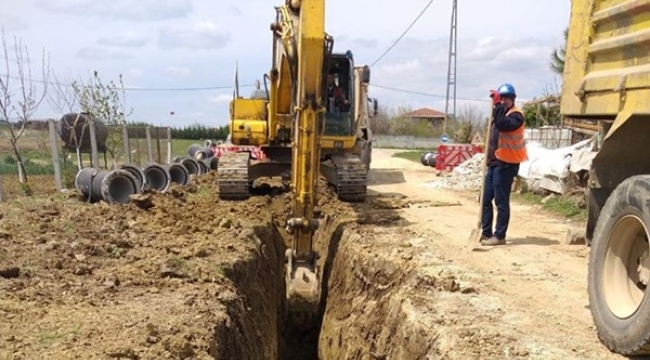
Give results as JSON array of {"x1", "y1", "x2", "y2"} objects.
[
  {"x1": 217, "y1": 152, "x2": 251, "y2": 200},
  {"x1": 324, "y1": 154, "x2": 367, "y2": 202}
]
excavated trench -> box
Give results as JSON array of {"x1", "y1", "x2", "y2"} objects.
[
  {"x1": 209, "y1": 179, "x2": 523, "y2": 359},
  {"x1": 209, "y1": 182, "x2": 451, "y2": 360},
  {"x1": 0, "y1": 171, "x2": 494, "y2": 359},
  {"x1": 206, "y1": 192, "x2": 342, "y2": 360}
]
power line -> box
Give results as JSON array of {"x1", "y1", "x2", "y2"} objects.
[
  {"x1": 369, "y1": 0, "x2": 435, "y2": 67},
  {"x1": 0, "y1": 73, "x2": 255, "y2": 92},
  {"x1": 371, "y1": 84, "x2": 489, "y2": 102}
]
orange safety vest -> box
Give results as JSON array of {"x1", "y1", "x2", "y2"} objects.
[{"x1": 495, "y1": 106, "x2": 528, "y2": 164}]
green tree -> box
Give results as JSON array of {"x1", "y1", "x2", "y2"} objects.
[{"x1": 550, "y1": 27, "x2": 569, "y2": 75}]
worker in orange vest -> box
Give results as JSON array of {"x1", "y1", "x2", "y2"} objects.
[{"x1": 481, "y1": 83, "x2": 528, "y2": 246}]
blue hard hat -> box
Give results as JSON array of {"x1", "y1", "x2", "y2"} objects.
[{"x1": 497, "y1": 83, "x2": 516, "y2": 97}]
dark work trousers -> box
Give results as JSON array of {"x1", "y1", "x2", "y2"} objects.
[{"x1": 481, "y1": 162, "x2": 520, "y2": 240}]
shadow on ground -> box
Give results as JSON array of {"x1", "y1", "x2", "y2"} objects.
[
  {"x1": 471, "y1": 236, "x2": 559, "y2": 251},
  {"x1": 508, "y1": 236, "x2": 559, "y2": 246},
  {"x1": 368, "y1": 168, "x2": 406, "y2": 185}
]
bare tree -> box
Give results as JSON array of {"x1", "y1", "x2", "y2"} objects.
[
  {"x1": 0, "y1": 29, "x2": 50, "y2": 195},
  {"x1": 71, "y1": 70, "x2": 132, "y2": 168},
  {"x1": 48, "y1": 71, "x2": 79, "y2": 114},
  {"x1": 453, "y1": 104, "x2": 487, "y2": 143},
  {"x1": 48, "y1": 71, "x2": 86, "y2": 169}
]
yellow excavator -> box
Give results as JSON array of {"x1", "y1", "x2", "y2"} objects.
[{"x1": 218, "y1": 0, "x2": 376, "y2": 322}]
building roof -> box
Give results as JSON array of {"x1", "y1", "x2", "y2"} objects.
[{"x1": 403, "y1": 108, "x2": 446, "y2": 118}]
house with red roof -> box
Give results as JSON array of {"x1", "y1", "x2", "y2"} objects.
[{"x1": 402, "y1": 108, "x2": 447, "y2": 127}]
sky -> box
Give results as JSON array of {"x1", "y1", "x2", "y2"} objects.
[{"x1": 0, "y1": 0, "x2": 570, "y2": 127}]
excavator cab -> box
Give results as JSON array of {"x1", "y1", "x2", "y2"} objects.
[{"x1": 324, "y1": 55, "x2": 354, "y2": 136}]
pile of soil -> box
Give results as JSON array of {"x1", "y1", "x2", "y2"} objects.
[{"x1": 0, "y1": 172, "x2": 287, "y2": 359}]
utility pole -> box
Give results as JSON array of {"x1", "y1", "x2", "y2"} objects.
[{"x1": 442, "y1": 0, "x2": 458, "y2": 137}]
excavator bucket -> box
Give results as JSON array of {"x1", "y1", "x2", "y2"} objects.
[{"x1": 285, "y1": 249, "x2": 321, "y2": 329}]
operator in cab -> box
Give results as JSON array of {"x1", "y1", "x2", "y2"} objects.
[
  {"x1": 480, "y1": 83, "x2": 528, "y2": 246},
  {"x1": 326, "y1": 70, "x2": 349, "y2": 113}
]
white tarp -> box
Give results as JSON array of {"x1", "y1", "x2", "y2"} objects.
[
  {"x1": 518, "y1": 137, "x2": 596, "y2": 194},
  {"x1": 426, "y1": 136, "x2": 598, "y2": 194}
]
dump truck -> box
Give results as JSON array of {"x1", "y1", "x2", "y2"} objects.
[{"x1": 563, "y1": 0, "x2": 650, "y2": 355}]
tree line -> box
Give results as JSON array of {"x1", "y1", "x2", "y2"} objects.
[
  {"x1": 0, "y1": 119, "x2": 230, "y2": 141},
  {"x1": 127, "y1": 121, "x2": 230, "y2": 140}
]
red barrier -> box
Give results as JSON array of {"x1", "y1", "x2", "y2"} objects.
[
  {"x1": 435, "y1": 143, "x2": 484, "y2": 172},
  {"x1": 210, "y1": 144, "x2": 267, "y2": 160}
]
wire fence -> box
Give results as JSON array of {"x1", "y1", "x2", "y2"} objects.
[{"x1": 0, "y1": 121, "x2": 190, "y2": 200}]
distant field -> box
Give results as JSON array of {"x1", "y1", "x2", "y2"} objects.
[{"x1": 0, "y1": 127, "x2": 222, "y2": 177}]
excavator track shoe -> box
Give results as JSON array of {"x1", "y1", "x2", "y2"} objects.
[
  {"x1": 217, "y1": 152, "x2": 251, "y2": 200},
  {"x1": 329, "y1": 154, "x2": 367, "y2": 202}
]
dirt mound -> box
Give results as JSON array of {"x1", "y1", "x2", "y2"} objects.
[
  {"x1": 0, "y1": 172, "x2": 286, "y2": 359},
  {"x1": 318, "y1": 224, "x2": 531, "y2": 359}
]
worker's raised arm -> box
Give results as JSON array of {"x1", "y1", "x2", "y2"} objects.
[{"x1": 492, "y1": 103, "x2": 524, "y2": 131}]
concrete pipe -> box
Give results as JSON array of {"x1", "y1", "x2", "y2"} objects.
[
  {"x1": 141, "y1": 163, "x2": 171, "y2": 192},
  {"x1": 164, "y1": 163, "x2": 191, "y2": 186},
  {"x1": 425, "y1": 153, "x2": 437, "y2": 167},
  {"x1": 119, "y1": 164, "x2": 146, "y2": 192},
  {"x1": 203, "y1": 156, "x2": 218, "y2": 171},
  {"x1": 177, "y1": 157, "x2": 201, "y2": 176},
  {"x1": 187, "y1": 144, "x2": 214, "y2": 160},
  {"x1": 197, "y1": 160, "x2": 209, "y2": 174},
  {"x1": 75, "y1": 168, "x2": 138, "y2": 204},
  {"x1": 172, "y1": 156, "x2": 184, "y2": 163},
  {"x1": 420, "y1": 152, "x2": 431, "y2": 166}
]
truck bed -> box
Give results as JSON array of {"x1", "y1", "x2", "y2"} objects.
[{"x1": 561, "y1": 0, "x2": 650, "y2": 118}]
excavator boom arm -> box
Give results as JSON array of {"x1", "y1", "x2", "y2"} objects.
[
  {"x1": 277, "y1": 0, "x2": 329, "y2": 319},
  {"x1": 287, "y1": 0, "x2": 325, "y2": 258}
]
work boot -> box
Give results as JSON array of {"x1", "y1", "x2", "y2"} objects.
[{"x1": 480, "y1": 236, "x2": 506, "y2": 246}]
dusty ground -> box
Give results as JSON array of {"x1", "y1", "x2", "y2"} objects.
[
  {"x1": 0, "y1": 148, "x2": 622, "y2": 359},
  {"x1": 0, "y1": 173, "x2": 288, "y2": 359},
  {"x1": 317, "y1": 149, "x2": 620, "y2": 360}
]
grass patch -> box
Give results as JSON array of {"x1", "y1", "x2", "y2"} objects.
[
  {"x1": 391, "y1": 150, "x2": 426, "y2": 163},
  {"x1": 513, "y1": 192, "x2": 586, "y2": 221}
]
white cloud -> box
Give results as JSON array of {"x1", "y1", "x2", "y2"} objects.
[
  {"x1": 227, "y1": 6, "x2": 242, "y2": 17},
  {"x1": 98, "y1": 31, "x2": 150, "y2": 48},
  {"x1": 165, "y1": 66, "x2": 192, "y2": 78},
  {"x1": 158, "y1": 21, "x2": 230, "y2": 50},
  {"x1": 207, "y1": 94, "x2": 233, "y2": 104},
  {"x1": 337, "y1": 36, "x2": 378, "y2": 49},
  {"x1": 37, "y1": 0, "x2": 193, "y2": 21},
  {"x1": 75, "y1": 47, "x2": 133, "y2": 60},
  {"x1": 0, "y1": 15, "x2": 28, "y2": 31},
  {"x1": 373, "y1": 36, "x2": 557, "y2": 99},
  {"x1": 126, "y1": 68, "x2": 144, "y2": 78},
  {"x1": 12, "y1": 0, "x2": 569, "y2": 126}
]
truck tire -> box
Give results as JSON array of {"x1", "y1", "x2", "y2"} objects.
[{"x1": 588, "y1": 175, "x2": 650, "y2": 355}]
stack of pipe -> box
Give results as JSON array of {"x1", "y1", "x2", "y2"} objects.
[
  {"x1": 185, "y1": 143, "x2": 219, "y2": 173},
  {"x1": 74, "y1": 141, "x2": 226, "y2": 205},
  {"x1": 75, "y1": 162, "x2": 192, "y2": 205}
]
